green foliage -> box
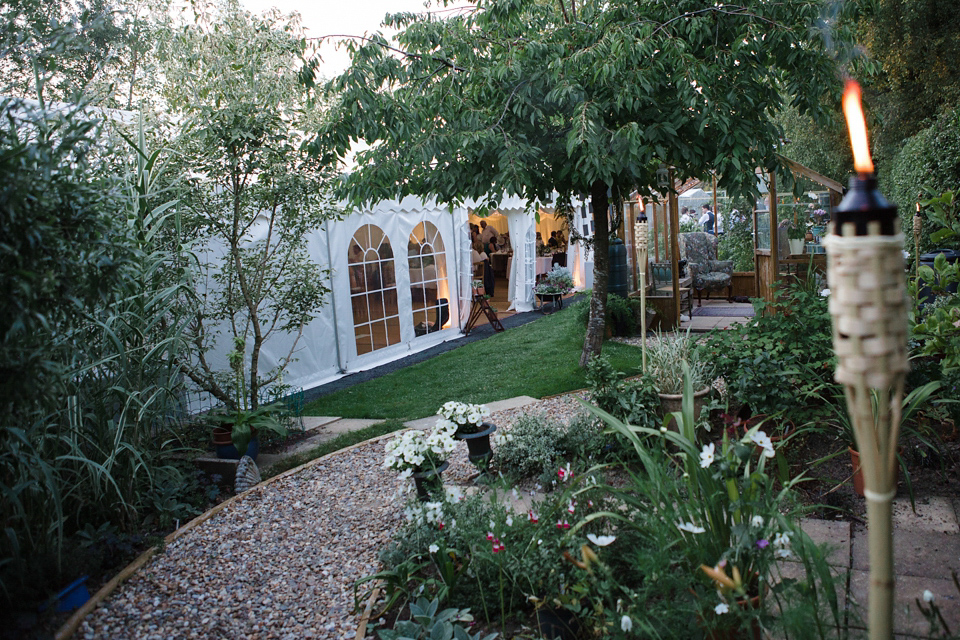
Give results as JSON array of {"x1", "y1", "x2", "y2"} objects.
[
  {"x1": 0, "y1": 100, "x2": 199, "y2": 603},
  {"x1": 378, "y1": 598, "x2": 497, "y2": 640},
  {"x1": 717, "y1": 203, "x2": 757, "y2": 272},
  {"x1": 605, "y1": 293, "x2": 636, "y2": 337},
  {"x1": 888, "y1": 111, "x2": 960, "y2": 256},
  {"x1": 585, "y1": 356, "x2": 661, "y2": 431},
  {"x1": 776, "y1": 104, "x2": 852, "y2": 185},
  {"x1": 494, "y1": 413, "x2": 610, "y2": 481},
  {"x1": 859, "y1": 0, "x2": 960, "y2": 152},
  {"x1": 584, "y1": 371, "x2": 843, "y2": 639},
  {"x1": 699, "y1": 276, "x2": 835, "y2": 420}
]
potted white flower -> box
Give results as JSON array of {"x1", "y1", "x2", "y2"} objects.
[
  {"x1": 437, "y1": 401, "x2": 496, "y2": 471},
  {"x1": 384, "y1": 422, "x2": 457, "y2": 500}
]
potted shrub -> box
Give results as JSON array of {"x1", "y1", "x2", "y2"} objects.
[
  {"x1": 534, "y1": 265, "x2": 575, "y2": 310},
  {"x1": 785, "y1": 218, "x2": 807, "y2": 255},
  {"x1": 209, "y1": 402, "x2": 288, "y2": 461},
  {"x1": 646, "y1": 330, "x2": 712, "y2": 430},
  {"x1": 384, "y1": 421, "x2": 458, "y2": 500}
]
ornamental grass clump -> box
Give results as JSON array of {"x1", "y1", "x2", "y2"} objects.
[
  {"x1": 437, "y1": 401, "x2": 491, "y2": 435},
  {"x1": 384, "y1": 423, "x2": 457, "y2": 479},
  {"x1": 646, "y1": 330, "x2": 712, "y2": 395}
]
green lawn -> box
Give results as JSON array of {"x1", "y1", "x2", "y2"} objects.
[{"x1": 302, "y1": 303, "x2": 643, "y2": 422}]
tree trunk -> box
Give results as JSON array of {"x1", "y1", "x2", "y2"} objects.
[{"x1": 579, "y1": 180, "x2": 610, "y2": 367}]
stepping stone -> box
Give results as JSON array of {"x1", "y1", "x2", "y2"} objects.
[
  {"x1": 851, "y1": 524, "x2": 960, "y2": 580},
  {"x1": 403, "y1": 397, "x2": 539, "y2": 430},
  {"x1": 321, "y1": 418, "x2": 381, "y2": 434},
  {"x1": 301, "y1": 416, "x2": 341, "y2": 432},
  {"x1": 848, "y1": 571, "x2": 960, "y2": 637},
  {"x1": 891, "y1": 496, "x2": 959, "y2": 534},
  {"x1": 485, "y1": 396, "x2": 538, "y2": 412},
  {"x1": 799, "y1": 518, "x2": 852, "y2": 567}
]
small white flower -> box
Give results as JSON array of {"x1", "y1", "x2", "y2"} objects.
[
  {"x1": 714, "y1": 603, "x2": 729, "y2": 615},
  {"x1": 775, "y1": 548, "x2": 793, "y2": 559},
  {"x1": 660, "y1": 425, "x2": 668, "y2": 433},
  {"x1": 505, "y1": 515, "x2": 513, "y2": 527},
  {"x1": 751, "y1": 516, "x2": 765, "y2": 528},
  {"x1": 676, "y1": 521, "x2": 706, "y2": 534},
  {"x1": 699, "y1": 443, "x2": 716, "y2": 468},
  {"x1": 923, "y1": 589, "x2": 935, "y2": 603},
  {"x1": 587, "y1": 533, "x2": 617, "y2": 547},
  {"x1": 820, "y1": 288, "x2": 830, "y2": 297},
  {"x1": 428, "y1": 544, "x2": 439, "y2": 553},
  {"x1": 621, "y1": 615, "x2": 633, "y2": 632}
]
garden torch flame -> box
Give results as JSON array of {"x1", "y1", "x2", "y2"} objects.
[{"x1": 842, "y1": 79, "x2": 874, "y2": 176}]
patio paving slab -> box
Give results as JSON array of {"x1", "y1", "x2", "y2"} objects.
[
  {"x1": 891, "y1": 496, "x2": 959, "y2": 534},
  {"x1": 799, "y1": 518, "x2": 852, "y2": 567},
  {"x1": 851, "y1": 524, "x2": 960, "y2": 580},
  {"x1": 849, "y1": 570, "x2": 960, "y2": 637}
]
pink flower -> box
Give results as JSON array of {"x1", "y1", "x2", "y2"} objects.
[
  {"x1": 486, "y1": 531, "x2": 494, "y2": 541},
  {"x1": 757, "y1": 539, "x2": 769, "y2": 549},
  {"x1": 437, "y1": 521, "x2": 445, "y2": 530},
  {"x1": 558, "y1": 463, "x2": 574, "y2": 482},
  {"x1": 492, "y1": 538, "x2": 505, "y2": 553},
  {"x1": 528, "y1": 510, "x2": 539, "y2": 524},
  {"x1": 557, "y1": 519, "x2": 570, "y2": 530},
  {"x1": 567, "y1": 499, "x2": 576, "y2": 514}
]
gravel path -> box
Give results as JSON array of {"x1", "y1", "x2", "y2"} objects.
[{"x1": 80, "y1": 395, "x2": 589, "y2": 639}]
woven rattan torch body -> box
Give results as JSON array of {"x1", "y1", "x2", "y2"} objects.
[
  {"x1": 824, "y1": 174, "x2": 909, "y2": 640},
  {"x1": 634, "y1": 217, "x2": 648, "y2": 372}
]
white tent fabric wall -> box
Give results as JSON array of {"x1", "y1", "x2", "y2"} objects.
[{"x1": 191, "y1": 194, "x2": 590, "y2": 403}]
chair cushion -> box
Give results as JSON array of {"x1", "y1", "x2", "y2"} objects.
[{"x1": 696, "y1": 272, "x2": 732, "y2": 290}]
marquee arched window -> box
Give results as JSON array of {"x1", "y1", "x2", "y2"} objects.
[
  {"x1": 349, "y1": 224, "x2": 400, "y2": 355},
  {"x1": 408, "y1": 222, "x2": 449, "y2": 335}
]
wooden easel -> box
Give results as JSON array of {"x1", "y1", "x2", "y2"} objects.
[{"x1": 463, "y1": 292, "x2": 504, "y2": 335}]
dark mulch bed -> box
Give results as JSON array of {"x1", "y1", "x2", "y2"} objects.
[{"x1": 786, "y1": 424, "x2": 960, "y2": 521}]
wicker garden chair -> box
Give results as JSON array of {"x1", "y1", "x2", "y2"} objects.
[{"x1": 678, "y1": 232, "x2": 733, "y2": 305}]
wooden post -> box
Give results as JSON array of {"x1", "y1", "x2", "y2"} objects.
[
  {"x1": 669, "y1": 170, "x2": 681, "y2": 323},
  {"x1": 769, "y1": 171, "x2": 780, "y2": 303},
  {"x1": 712, "y1": 174, "x2": 719, "y2": 237}
]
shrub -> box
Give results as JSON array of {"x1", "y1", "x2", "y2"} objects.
[
  {"x1": 493, "y1": 414, "x2": 567, "y2": 479},
  {"x1": 606, "y1": 293, "x2": 637, "y2": 336},
  {"x1": 585, "y1": 356, "x2": 661, "y2": 431},
  {"x1": 888, "y1": 109, "x2": 960, "y2": 257}
]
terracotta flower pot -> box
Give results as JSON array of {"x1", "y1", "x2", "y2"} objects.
[{"x1": 849, "y1": 446, "x2": 901, "y2": 498}]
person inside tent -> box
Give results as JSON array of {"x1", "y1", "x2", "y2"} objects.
[
  {"x1": 698, "y1": 203, "x2": 715, "y2": 234},
  {"x1": 479, "y1": 220, "x2": 499, "y2": 254}
]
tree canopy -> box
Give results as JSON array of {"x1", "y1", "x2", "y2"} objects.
[{"x1": 312, "y1": 0, "x2": 846, "y2": 362}]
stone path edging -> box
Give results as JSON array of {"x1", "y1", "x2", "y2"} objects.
[{"x1": 54, "y1": 430, "x2": 401, "y2": 640}]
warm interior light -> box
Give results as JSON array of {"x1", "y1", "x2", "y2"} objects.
[{"x1": 842, "y1": 79, "x2": 874, "y2": 175}]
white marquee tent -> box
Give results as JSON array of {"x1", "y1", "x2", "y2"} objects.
[{"x1": 201, "y1": 195, "x2": 591, "y2": 397}]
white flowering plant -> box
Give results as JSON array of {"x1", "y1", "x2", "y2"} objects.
[
  {"x1": 384, "y1": 422, "x2": 458, "y2": 475},
  {"x1": 580, "y1": 364, "x2": 841, "y2": 637},
  {"x1": 437, "y1": 401, "x2": 491, "y2": 435}
]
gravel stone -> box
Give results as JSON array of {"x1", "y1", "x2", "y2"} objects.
[{"x1": 81, "y1": 393, "x2": 585, "y2": 639}]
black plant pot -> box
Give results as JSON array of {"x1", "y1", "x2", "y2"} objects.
[
  {"x1": 456, "y1": 422, "x2": 497, "y2": 470},
  {"x1": 412, "y1": 461, "x2": 449, "y2": 501}
]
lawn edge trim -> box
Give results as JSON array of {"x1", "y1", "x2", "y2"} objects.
[{"x1": 55, "y1": 430, "x2": 402, "y2": 640}]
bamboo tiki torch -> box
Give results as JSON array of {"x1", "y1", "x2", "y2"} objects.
[
  {"x1": 823, "y1": 79, "x2": 909, "y2": 640},
  {"x1": 634, "y1": 209, "x2": 649, "y2": 372}
]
